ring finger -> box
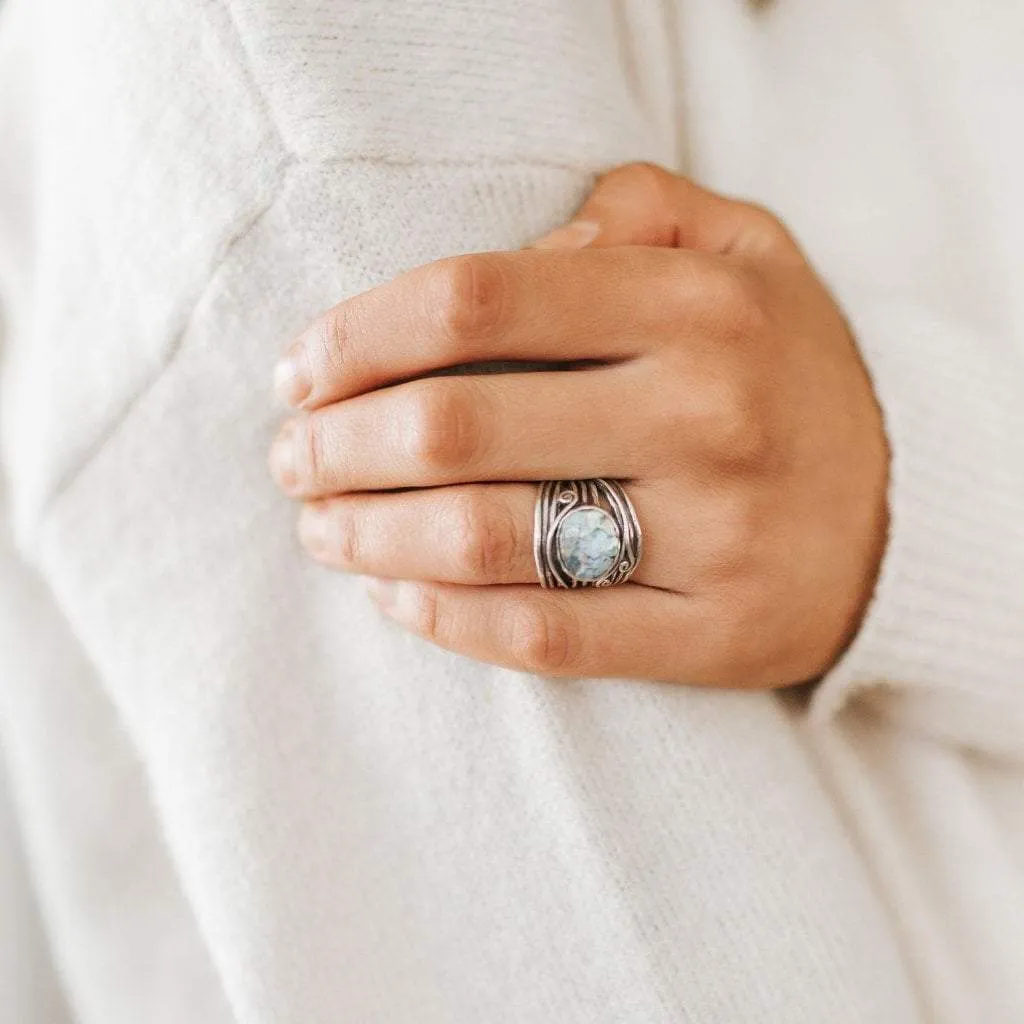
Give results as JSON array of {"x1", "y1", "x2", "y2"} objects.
[{"x1": 297, "y1": 480, "x2": 680, "y2": 588}]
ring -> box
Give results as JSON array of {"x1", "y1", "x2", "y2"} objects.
[{"x1": 533, "y1": 479, "x2": 643, "y2": 588}]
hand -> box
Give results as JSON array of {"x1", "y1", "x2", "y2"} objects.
[{"x1": 268, "y1": 163, "x2": 888, "y2": 688}]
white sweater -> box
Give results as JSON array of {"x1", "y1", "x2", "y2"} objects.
[{"x1": 0, "y1": 1, "x2": 1021, "y2": 1021}]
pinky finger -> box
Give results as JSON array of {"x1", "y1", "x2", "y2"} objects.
[{"x1": 364, "y1": 578, "x2": 695, "y2": 682}]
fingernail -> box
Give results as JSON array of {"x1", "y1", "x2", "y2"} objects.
[
  {"x1": 364, "y1": 576, "x2": 396, "y2": 610},
  {"x1": 274, "y1": 344, "x2": 311, "y2": 407},
  {"x1": 268, "y1": 420, "x2": 299, "y2": 490},
  {"x1": 531, "y1": 219, "x2": 600, "y2": 250},
  {"x1": 297, "y1": 503, "x2": 329, "y2": 552}
]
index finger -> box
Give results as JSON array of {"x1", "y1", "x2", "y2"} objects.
[{"x1": 273, "y1": 246, "x2": 717, "y2": 410}]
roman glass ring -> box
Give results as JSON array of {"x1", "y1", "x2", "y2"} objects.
[{"x1": 533, "y1": 479, "x2": 643, "y2": 589}]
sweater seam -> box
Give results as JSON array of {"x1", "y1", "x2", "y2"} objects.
[
  {"x1": 39, "y1": 0, "x2": 296, "y2": 526},
  {"x1": 221, "y1": 0, "x2": 606, "y2": 178},
  {"x1": 40, "y1": 156, "x2": 294, "y2": 523},
  {"x1": 289, "y1": 153, "x2": 604, "y2": 174}
]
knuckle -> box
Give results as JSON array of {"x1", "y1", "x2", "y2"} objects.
[
  {"x1": 705, "y1": 491, "x2": 763, "y2": 579},
  {"x1": 429, "y1": 254, "x2": 508, "y2": 347},
  {"x1": 702, "y1": 582, "x2": 772, "y2": 684},
  {"x1": 738, "y1": 200, "x2": 796, "y2": 251},
  {"x1": 297, "y1": 414, "x2": 322, "y2": 487},
  {"x1": 452, "y1": 493, "x2": 519, "y2": 580},
  {"x1": 505, "y1": 602, "x2": 580, "y2": 675},
  {"x1": 311, "y1": 304, "x2": 353, "y2": 381},
  {"x1": 698, "y1": 373, "x2": 768, "y2": 469},
  {"x1": 714, "y1": 263, "x2": 771, "y2": 341},
  {"x1": 601, "y1": 161, "x2": 674, "y2": 208},
  {"x1": 325, "y1": 306, "x2": 348, "y2": 376},
  {"x1": 407, "y1": 383, "x2": 484, "y2": 473},
  {"x1": 410, "y1": 585, "x2": 443, "y2": 644},
  {"x1": 331, "y1": 504, "x2": 360, "y2": 567}
]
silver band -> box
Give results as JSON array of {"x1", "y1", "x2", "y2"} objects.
[{"x1": 533, "y1": 479, "x2": 643, "y2": 589}]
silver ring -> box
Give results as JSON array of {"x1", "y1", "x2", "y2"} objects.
[{"x1": 533, "y1": 479, "x2": 643, "y2": 588}]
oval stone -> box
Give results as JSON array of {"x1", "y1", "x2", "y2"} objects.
[{"x1": 556, "y1": 506, "x2": 622, "y2": 583}]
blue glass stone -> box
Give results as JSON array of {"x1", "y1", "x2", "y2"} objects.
[{"x1": 556, "y1": 506, "x2": 621, "y2": 582}]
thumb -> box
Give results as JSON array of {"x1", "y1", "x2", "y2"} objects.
[{"x1": 531, "y1": 162, "x2": 793, "y2": 258}]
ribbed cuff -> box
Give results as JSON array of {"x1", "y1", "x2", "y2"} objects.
[{"x1": 810, "y1": 299, "x2": 1024, "y2": 762}]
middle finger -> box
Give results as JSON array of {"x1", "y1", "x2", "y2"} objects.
[{"x1": 270, "y1": 363, "x2": 658, "y2": 499}]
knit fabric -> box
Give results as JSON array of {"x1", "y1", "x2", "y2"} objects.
[{"x1": 0, "y1": 1, "x2": 1021, "y2": 1022}]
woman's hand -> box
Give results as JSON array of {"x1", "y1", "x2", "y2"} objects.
[{"x1": 268, "y1": 163, "x2": 888, "y2": 688}]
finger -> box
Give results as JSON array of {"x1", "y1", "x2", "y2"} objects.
[
  {"x1": 270, "y1": 364, "x2": 661, "y2": 500},
  {"x1": 297, "y1": 481, "x2": 672, "y2": 588},
  {"x1": 273, "y1": 245, "x2": 705, "y2": 410},
  {"x1": 532, "y1": 162, "x2": 799, "y2": 259},
  {"x1": 363, "y1": 579, "x2": 719, "y2": 684}
]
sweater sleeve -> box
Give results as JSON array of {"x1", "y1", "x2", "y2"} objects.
[{"x1": 810, "y1": 296, "x2": 1024, "y2": 763}]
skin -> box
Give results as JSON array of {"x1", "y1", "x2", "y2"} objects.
[{"x1": 268, "y1": 163, "x2": 889, "y2": 689}]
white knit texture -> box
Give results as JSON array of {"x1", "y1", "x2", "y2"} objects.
[{"x1": 0, "y1": 1, "x2": 1021, "y2": 1022}]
